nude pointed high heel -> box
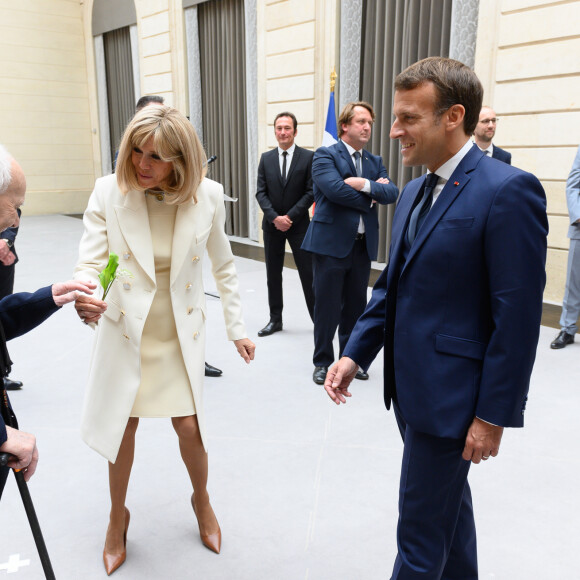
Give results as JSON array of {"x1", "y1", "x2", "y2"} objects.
[
  {"x1": 103, "y1": 507, "x2": 130, "y2": 576},
  {"x1": 191, "y1": 494, "x2": 221, "y2": 554}
]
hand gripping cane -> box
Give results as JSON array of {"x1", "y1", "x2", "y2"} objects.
[{"x1": 1, "y1": 388, "x2": 56, "y2": 580}]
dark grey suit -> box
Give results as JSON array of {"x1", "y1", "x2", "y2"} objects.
[
  {"x1": 560, "y1": 145, "x2": 580, "y2": 334},
  {"x1": 256, "y1": 145, "x2": 315, "y2": 322}
]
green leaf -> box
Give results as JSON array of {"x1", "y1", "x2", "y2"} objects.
[{"x1": 99, "y1": 253, "x2": 119, "y2": 298}]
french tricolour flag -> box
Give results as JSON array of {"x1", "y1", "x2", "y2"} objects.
[{"x1": 322, "y1": 91, "x2": 338, "y2": 147}]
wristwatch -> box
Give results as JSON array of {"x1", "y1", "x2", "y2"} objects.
[{"x1": 1, "y1": 239, "x2": 13, "y2": 248}]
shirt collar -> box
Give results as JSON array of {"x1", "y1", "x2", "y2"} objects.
[
  {"x1": 278, "y1": 143, "x2": 296, "y2": 156},
  {"x1": 431, "y1": 139, "x2": 473, "y2": 182},
  {"x1": 341, "y1": 140, "x2": 362, "y2": 157},
  {"x1": 473, "y1": 139, "x2": 493, "y2": 156}
]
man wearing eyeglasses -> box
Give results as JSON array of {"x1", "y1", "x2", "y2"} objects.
[{"x1": 473, "y1": 106, "x2": 512, "y2": 165}]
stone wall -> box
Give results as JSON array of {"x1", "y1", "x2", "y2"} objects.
[{"x1": 475, "y1": 0, "x2": 580, "y2": 303}]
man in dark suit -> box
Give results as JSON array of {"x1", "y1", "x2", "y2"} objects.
[
  {"x1": 255, "y1": 112, "x2": 315, "y2": 336},
  {"x1": 324, "y1": 58, "x2": 547, "y2": 578},
  {"x1": 0, "y1": 144, "x2": 96, "y2": 499},
  {"x1": 473, "y1": 105, "x2": 512, "y2": 164},
  {"x1": 302, "y1": 101, "x2": 398, "y2": 384}
]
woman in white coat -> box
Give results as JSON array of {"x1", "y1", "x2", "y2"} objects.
[{"x1": 74, "y1": 106, "x2": 255, "y2": 575}]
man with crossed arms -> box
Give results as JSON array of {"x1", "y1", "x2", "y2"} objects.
[{"x1": 302, "y1": 101, "x2": 398, "y2": 385}]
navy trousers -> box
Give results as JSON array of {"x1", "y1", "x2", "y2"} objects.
[{"x1": 392, "y1": 404, "x2": 478, "y2": 580}]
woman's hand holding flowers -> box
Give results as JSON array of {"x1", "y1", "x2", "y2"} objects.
[{"x1": 75, "y1": 292, "x2": 107, "y2": 324}]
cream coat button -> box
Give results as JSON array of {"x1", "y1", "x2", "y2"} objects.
[
  {"x1": 187, "y1": 307, "x2": 194, "y2": 315},
  {"x1": 186, "y1": 283, "x2": 192, "y2": 290},
  {"x1": 123, "y1": 282, "x2": 131, "y2": 290},
  {"x1": 192, "y1": 256, "x2": 200, "y2": 263},
  {"x1": 193, "y1": 331, "x2": 200, "y2": 340},
  {"x1": 123, "y1": 252, "x2": 131, "y2": 260}
]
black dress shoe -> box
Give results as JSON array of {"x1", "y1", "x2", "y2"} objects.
[
  {"x1": 550, "y1": 330, "x2": 574, "y2": 349},
  {"x1": 355, "y1": 370, "x2": 369, "y2": 380},
  {"x1": 3, "y1": 377, "x2": 23, "y2": 391},
  {"x1": 258, "y1": 320, "x2": 283, "y2": 337},
  {"x1": 204, "y1": 362, "x2": 223, "y2": 377},
  {"x1": 313, "y1": 366, "x2": 328, "y2": 385}
]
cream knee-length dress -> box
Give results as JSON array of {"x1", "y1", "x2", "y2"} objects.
[{"x1": 130, "y1": 193, "x2": 196, "y2": 417}]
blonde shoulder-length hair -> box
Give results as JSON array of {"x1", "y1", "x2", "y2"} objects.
[{"x1": 116, "y1": 105, "x2": 207, "y2": 204}]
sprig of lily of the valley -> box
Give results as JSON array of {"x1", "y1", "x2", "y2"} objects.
[{"x1": 99, "y1": 253, "x2": 134, "y2": 300}]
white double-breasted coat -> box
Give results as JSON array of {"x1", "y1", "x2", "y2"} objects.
[{"x1": 74, "y1": 174, "x2": 246, "y2": 463}]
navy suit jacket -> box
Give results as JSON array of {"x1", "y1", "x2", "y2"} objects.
[
  {"x1": 301, "y1": 141, "x2": 398, "y2": 260},
  {"x1": 255, "y1": 146, "x2": 314, "y2": 233},
  {"x1": 343, "y1": 145, "x2": 548, "y2": 439},
  {"x1": 492, "y1": 145, "x2": 511, "y2": 165},
  {"x1": 0, "y1": 287, "x2": 60, "y2": 446}
]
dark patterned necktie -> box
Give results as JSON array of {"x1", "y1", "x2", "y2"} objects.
[
  {"x1": 353, "y1": 151, "x2": 362, "y2": 177},
  {"x1": 406, "y1": 173, "x2": 439, "y2": 244}
]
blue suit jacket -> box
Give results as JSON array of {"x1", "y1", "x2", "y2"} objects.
[
  {"x1": 301, "y1": 141, "x2": 398, "y2": 260},
  {"x1": 343, "y1": 145, "x2": 548, "y2": 439},
  {"x1": 492, "y1": 145, "x2": 511, "y2": 165}
]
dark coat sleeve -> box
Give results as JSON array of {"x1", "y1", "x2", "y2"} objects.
[
  {"x1": 255, "y1": 152, "x2": 279, "y2": 224},
  {"x1": 0, "y1": 286, "x2": 60, "y2": 341},
  {"x1": 312, "y1": 146, "x2": 398, "y2": 211},
  {"x1": 0, "y1": 285, "x2": 60, "y2": 445},
  {"x1": 1, "y1": 226, "x2": 18, "y2": 245}
]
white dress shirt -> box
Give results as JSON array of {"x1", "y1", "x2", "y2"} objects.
[
  {"x1": 342, "y1": 140, "x2": 372, "y2": 234},
  {"x1": 278, "y1": 143, "x2": 296, "y2": 177},
  {"x1": 429, "y1": 139, "x2": 474, "y2": 208}
]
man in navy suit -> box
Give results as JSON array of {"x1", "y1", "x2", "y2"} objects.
[
  {"x1": 473, "y1": 106, "x2": 512, "y2": 164},
  {"x1": 0, "y1": 144, "x2": 96, "y2": 499},
  {"x1": 302, "y1": 101, "x2": 398, "y2": 384},
  {"x1": 324, "y1": 58, "x2": 547, "y2": 578},
  {"x1": 256, "y1": 112, "x2": 315, "y2": 336}
]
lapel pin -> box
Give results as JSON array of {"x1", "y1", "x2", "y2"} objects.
[{"x1": 454, "y1": 181, "x2": 459, "y2": 186}]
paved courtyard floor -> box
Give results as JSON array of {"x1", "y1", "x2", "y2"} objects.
[{"x1": 0, "y1": 215, "x2": 577, "y2": 579}]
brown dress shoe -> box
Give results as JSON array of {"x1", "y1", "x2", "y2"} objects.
[
  {"x1": 103, "y1": 507, "x2": 130, "y2": 576},
  {"x1": 191, "y1": 494, "x2": 222, "y2": 554}
]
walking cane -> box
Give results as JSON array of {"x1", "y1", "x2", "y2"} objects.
[{"x1": 1, "y1": 389, "x2": 56, "y2": 580}]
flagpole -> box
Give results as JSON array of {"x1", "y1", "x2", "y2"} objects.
[{"x1": 322, "y1": 68, "x2": 338, "y2": 147}]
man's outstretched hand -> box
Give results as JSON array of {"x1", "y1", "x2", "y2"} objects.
[{"x1": 323, "y1": 357, "x2": 359, "y2": 404}]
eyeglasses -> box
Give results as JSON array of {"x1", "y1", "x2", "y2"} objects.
[{"x1": 479, "y1": 118, "x2": 498, "y2": 125}]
